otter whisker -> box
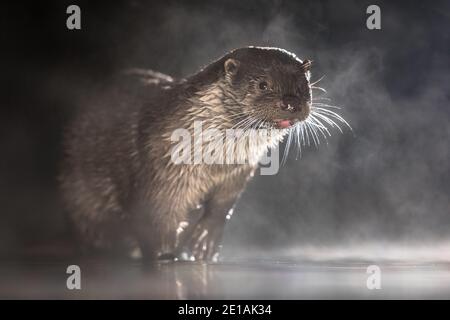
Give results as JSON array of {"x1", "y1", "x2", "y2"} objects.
[
  {"x1": 231, "y1": 114, "x2": 255, "y2": 130},
  {"x1": 313, "y1": 107, "x2": 352, "y2": 131},
  {"x1": 232, "y1": 111, "x2": 254, "y2": 120},
  {"x1": 203, "y1": 113, "x2": 249, "y2": 131},
  {"x1": 256, "y1": 116, "x2": 268, "y2": 130},
  {"x1": 233, "y1": 118, "x2": 252, "y2": 131},
  {"x1": 255, "y1": 117, "x2": 266, "y2": 130},
  {"x1": 311, "y1": 111, "x2": 343, "y2": 133},
  {"x1": 312, "y1": 97, "x2": 331, "y2": 101},
  {"x1": 224, "y1": 110, "x2": 253, "y2": 121},
  {"x1": 306, "y1": 122, "x2": 319, "y2": 148},
  {"x1": 249, "y1": 118, "x2": 262, "y2": 132},
  {"x1": 311, "y1": 125, "x2": 329, "y2": 143},
  {"x1": 245, "y1": 116, "x2": 260, "y2": 130},
  {"x1": 310, "y1": 122, "x2": 322, "y2": 147},
  {"x1": 310, "y1": 75, "x2": 325, "y2": 86},
  {"x1": 311, "y1": 103, "x2": 341, "y2": 109},
  {"x1": 302, "y1": 123, "x2": 310, "y2": 149},
  {"x1": 294, "y1": 122, "x2": 305, "y2": 159},
  {"x1": 308, "y1": 115, "x2": 331, "y2": 139},
  {"x1": 311, "y1": 86, "x2": 327, "y2": 93},
  {"x1": 307, "y1": 123, "x2": 313, "y2": 147},
  {"x1": 227, "y1": 111, "x2": 253, "y2": 119},
  {"x1": 240, "y1": 116, "x2": 259, "y2": 132},
  {"x1": 304, "y1": 120, "x2": 316, "y2": 143},
  {"x1": 280, "y1": 87, "x2": 351, "y2": 163},
  {"x1": 255, "y1": 117, "x2": 266, "y2": 129},
  {"x1": 281, "y1": 127, "x2": 294, "y2": 165},
  {"x1": 302, "y1": 122, "x2": 311, "y2": 148},
  {"x1": 300, "y1": 123, "x2": 307, "y2": 148},
  {"x1": 308, "y1": 114, "x2": 330, "y2": 132},
  {"x1": 300, "y1": 122, "x2": 307, "y2": 146},
  {"x1": 226, "y1": 113, "x2": 250, "y2": 123}
]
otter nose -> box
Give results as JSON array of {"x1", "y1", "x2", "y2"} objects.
[{"x1": 281, "y1": 96, "x2": 302, "y2": 113}]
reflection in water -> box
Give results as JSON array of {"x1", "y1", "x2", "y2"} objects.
[
  {"x1": 2, "y1": 246, "x2": 450, "y2": 299},
  {"x1": 156, "y1": 260, "x2": 450, "y2": 300},
  {"x1": 165, "y1": 263, "x2": 213, "y2": 299}
]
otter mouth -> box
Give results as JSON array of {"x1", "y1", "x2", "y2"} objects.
[{"x1": 274, "y1": 119, "x2": 300, "y2": 129}]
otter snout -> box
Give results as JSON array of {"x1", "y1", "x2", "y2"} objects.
[
  {"x1": 281, "y1": 95, "x2": 308, "y2": 113},
  {"x1": 280, "y1": 95, "x2": 311, "y2": 119},
  {"x1": 274, "y1": 95, "x2": 311, "y2": 128}
]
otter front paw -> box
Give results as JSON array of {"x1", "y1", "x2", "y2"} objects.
[{"x1": 181, "y1": 221, "x2": 224, "y2": 262}]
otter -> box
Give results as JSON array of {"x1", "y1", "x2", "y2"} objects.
[{"x1": 60, "y1": 46, "x2": 330, "y2": 262}]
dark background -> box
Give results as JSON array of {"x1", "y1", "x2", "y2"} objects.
[{"x1": 1, "y1": 0, "x2": 449, "y2": 260}]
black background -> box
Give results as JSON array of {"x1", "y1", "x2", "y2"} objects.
[{"x1": 1, "y1": 0, "x2": 449, "y2": 259}]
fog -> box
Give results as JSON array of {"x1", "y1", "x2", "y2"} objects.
[{"x1": 1, "y1": 0, "x2": 449, "y2": 261}]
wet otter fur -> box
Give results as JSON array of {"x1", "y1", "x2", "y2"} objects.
[{"x1": 60, "y1": 47, "x2": 313, "y2": 261}]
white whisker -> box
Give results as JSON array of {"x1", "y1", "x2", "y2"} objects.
[
  {"x1": 310, "y1": 75, "x2": 325, "y2": 86},
  {"x1": 312, "y1": 97, "x2": 331, "y2": 101},
  {"x1": 311, "y1": 111, "x2": 343, "y2": 133},
  {"x1": 313, "y1": 107, "x2": 352, "y2": 131},
  {"x1": 281, "y1": 128, "x2": 293, "y2": 165},
  {"x1": 311, "y1": 103, "x2": 341, "y2": 109},
  {"x1": 311, "y1": 86, "x2": 327, "y2": 93}
]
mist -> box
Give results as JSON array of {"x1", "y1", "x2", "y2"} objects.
[{"x1": 1, "y1": 0, "x2": 449, "y2": 262}]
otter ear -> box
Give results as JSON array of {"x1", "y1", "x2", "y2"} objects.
[
  {"x1": 224, "y1": 58, "x2": 240, "y2": 76},
  {"x1": 301, "y1": 59, "x2": 312, "y2": 72}
]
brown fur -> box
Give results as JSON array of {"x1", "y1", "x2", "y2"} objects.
[{"x1": 60, "y1": 47, "x2": 312, "y2": 261}]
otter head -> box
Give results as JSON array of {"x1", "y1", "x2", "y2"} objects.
[{"x1": 222, "y1": 47, "x2": 312, "y2": 130}]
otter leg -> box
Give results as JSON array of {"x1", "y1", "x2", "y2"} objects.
[
  {"x1": 133, "y1": 213, "x2": 161, "y2": 262},
  {"x1": 179, "y1": 173, "x2": 251, "y2": 261},
  {"x1": 132, "y1": 202, "x2": 177, "y2": 262},
  {"x1": 187, "y1": 197, "x2": 233, "y2": 261}
]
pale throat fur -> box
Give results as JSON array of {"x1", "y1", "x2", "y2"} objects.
[{"x1": 160, "y1": 79, "x2": 288, "y2": 167}]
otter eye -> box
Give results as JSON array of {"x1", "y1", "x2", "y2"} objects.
[{"x1": 259, "y1": 81, "x2": 268, "y2": 91}]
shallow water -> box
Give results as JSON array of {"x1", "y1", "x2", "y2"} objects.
[{"x1": 1, "y1": 258, "x2": 449, "y2": 299}]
